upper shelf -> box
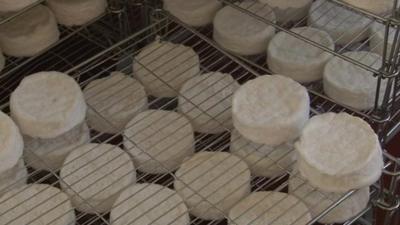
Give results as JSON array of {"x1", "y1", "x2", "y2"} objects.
[{"x1": 219, "y1": 0, "x2": 400, "y2": 78}]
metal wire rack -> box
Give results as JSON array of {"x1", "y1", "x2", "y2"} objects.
[{"x1": 0, "y1": 1, "x2": 399, "y2": 225}]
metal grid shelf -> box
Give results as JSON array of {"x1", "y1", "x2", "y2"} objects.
[{"x1": 0, "y1": 7, "x2": 399, "y2": 225}]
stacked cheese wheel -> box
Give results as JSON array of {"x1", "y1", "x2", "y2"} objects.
[
  {"x1": 232, "y1": 75, "x2": 310, "y2": 147},
  {"x1": 133, "y1": 39, "x2": 200, "y2": 98},
  {"x1": 323, "y1": 51, "x2": 384, "y2": 110},
  {"x1": 369, "y1": 22, "x2": 398, "y2": 58},
  {"x1": 0, "y1": 5, "x2": 60, "y2": 57},
  {"x1": 0, "y1": 111, "x2": 27, "y2": 197},
  {"x1": 60, "y1": 143, "x2": 136, "y2": 213},
  {"x1": 308, "y1": 0, "x2": 371, "y2": 45},
  {"x1": 10, "y1": 71, "x2": 89, "y2": 171},
  {"x1": 213, "y1": 0, "x2": 276, "y2": 56},
  {"x1": 296, "y1": 112, "x2": 383, "y2": 192},
  {"x1": 267, "y1": 27, "x2": 334, "y2": 83},
  {"x1": 124, "y1": 110, "x2": 195, "y2": 174},
  {"x1": 84, "y1": 71, "x2": 148, "y2": 134}
]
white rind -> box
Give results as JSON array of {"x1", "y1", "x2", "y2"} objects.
[
  {"x1": 163, "y1": 0, "x2": 222, "y2": 27},
  {"x1": 0, "y1": 0, "x2": 38, "y2": 13},
  {"x1": 213, "y1": 1, "x2": 276, "y2": 56},
  {"x1": 174, "y1": 152, "x2": 251, "y2": 220},
  {"x1": 258, "y1": 0, "x2": 312, "y2": 23},
  {"x1": 228, "y1": 191, "x2": 312, "y2": 225},
  {"x1": 111, "y1": 183, "x2": 190, "y2": 225},
  {"x1": 0, "y1": 50, "x2": 5, "y2": 72},
  {"x1": 24, "y1": 122, "x2": 90, "y2": 171},
  {"x1": 308, "y1": 0, "x2": 371, "y2": 45},
  {"x1": 124, "y1": 110, "x2": 195, "y2": 174},
  {"x1": 133, "y1": 39, "x2": 200, "y2": 97},
  {"x1": 342, "y1": 0, "x2": 395, "y2": 15},
  {"x1": 369, "y1": 21, "x2": 397, "y2": 58},
  {"x1": 0, "y1": 159, "x2": 28, "y2": 197},
  {"x1": 0, "y1": 184, "x2": 75, "y2": 225},
  {"x1": 232, "y1": 75, "x2": 310, "y2": 146},
  {"x1": 230, "y1": 129, "x2": 295, "y2": 177},
  {"x1": 296, "y1": 112, "x2": 383, "y2": 192},
  {"x1": 289, "y1": 171, "x2": 370, "y2": 224},
  {"x1": 323, "y1": 51, "x2": 384, "y2": 110},
  {"x1": 10, "y1": 71, "x2": 87, "y2": 138},
  {"x1": 267, "y1": 27, "x2": 334, "y2": 83},
  {"x1": 84, "y1": 72, "x2": 148, "y2": 134},
  {"x1": 47, "y1": 0, "x2": 108, "y2": 26},
  {"x1": 178, "y1": 72, "x2": 240, "y2": 134},
  {"x1": 0, "y1": 111, "x2": 23, "y2": 173},
  {"x1": 0, "y1": 5, "x2": 60, "y2": 57},
  {"x1": 60, "y1": 143, "x2": 136, "y2": 213}
]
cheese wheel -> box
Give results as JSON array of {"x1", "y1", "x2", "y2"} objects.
[
  {"x1": 24, "y1": 122, "x2": 90, "y2": 171},
  {"x1": 163, "y1": 0, "x2": 222, "y2": 27},
  {"x1": 295, "y1": 112, "x2": 383, "y2": 192},
  {"x1": 323, "y1": 51, "x2": 385, "y2": 110},
  {"x1": 267, "y1": 27, "x2": 334, "y2": 83},
  {"x1": 84, "y1": 72, "x2": 148, "y2": 134},
  {"x1": 289, "y1": 171, "x2": 370, "y2": 224},
  {"x1": 133, "y1": 39, "x2": 200, "y2": 98},
  {"x1": 0, "y1": 111, "x2": 23, "y2": 173},
  {"x1": 342, "y1": 0, "x2": 396, "y2": 15},
  {"x1": 0, "y1": 50, "x2": 5, "y2": 72},
  {"x1": 0, "y1": 5, "x2": 60, "y2": 57},
  {"x1": 258, "y1": 0, "x2": 312, "y2": 23},
  {"x1": 230, "y1": 129, "x2": 295, "y2": 177},
  {"x1": 213, "y1": 1, "x2": 276, "y2": 56},
  {"x1": 124, "y1": 110, "x2": 195, "y2": 174},
  {"x1": 178, "y1": 72, "x2": 240, "y2": 134},
  {"x1": 0, "y1": 184, "x2": 75, "y2": 225},
  {"x1": 232, "y1": 75, "x2": 310, "y2": 146},
  {"x1": 47, "y1": 0, "x2": 108, "y2": 26},
  {"x1": 60, "y1": 143, "x2": 136, "y2": 213},
  {"x1": 0, "y1": 0, "x2": 39, "y2": 13},
  {"x1": 111, "y1": 183, "x2": 190, "y2": 225},
  {"x1": 228, "y1": 191, "x2": 312, "y2": 225},
  {"x1": 10, "y1": 71, "x2": 87, "y2": 138},
  {"x1": 174, "y1": 152, "x2": 251, "y2": 220},
  {"x1": 370, "y1": 21, "x2": 398, "y2": 58},
  {"x1": 0, "y1": 159, "x2": 28, "y2": 197},
  {"x1": 308, "y1": 0, "x2": 371, "y2": 45}
]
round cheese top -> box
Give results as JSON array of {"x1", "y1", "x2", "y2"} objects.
[
  {"x1": 213, "y1": 1, "x2": 275, "y2": 38},
  {"x1": 324, "y1": 51, "x2": 384, "y2": 96},
  {"x1": 111, "y1": 183, "x2": 190, "y2": 225},
  {"x1": 0, "y1": 5, "x2": 53, "y2": 38},
  {"x1": 296, "y1": 112, "x2": 380, "y2": 176},
  {"x1": 10, "y1": 71, "x2": 86, "y2": 138},
  {"x1": 233, "y1": 75, "x2": 309, "y2": 127},
  {"x1": 0, "y1": 184, "x2": 75, "y2": 225},
  {"x1": 268, "y1": 27, "x2": 334, "y2": 65}
]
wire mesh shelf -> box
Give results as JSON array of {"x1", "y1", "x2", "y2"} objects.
[{"x1": 0, "y1": 4, "x2": 399, "y2": 225}]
